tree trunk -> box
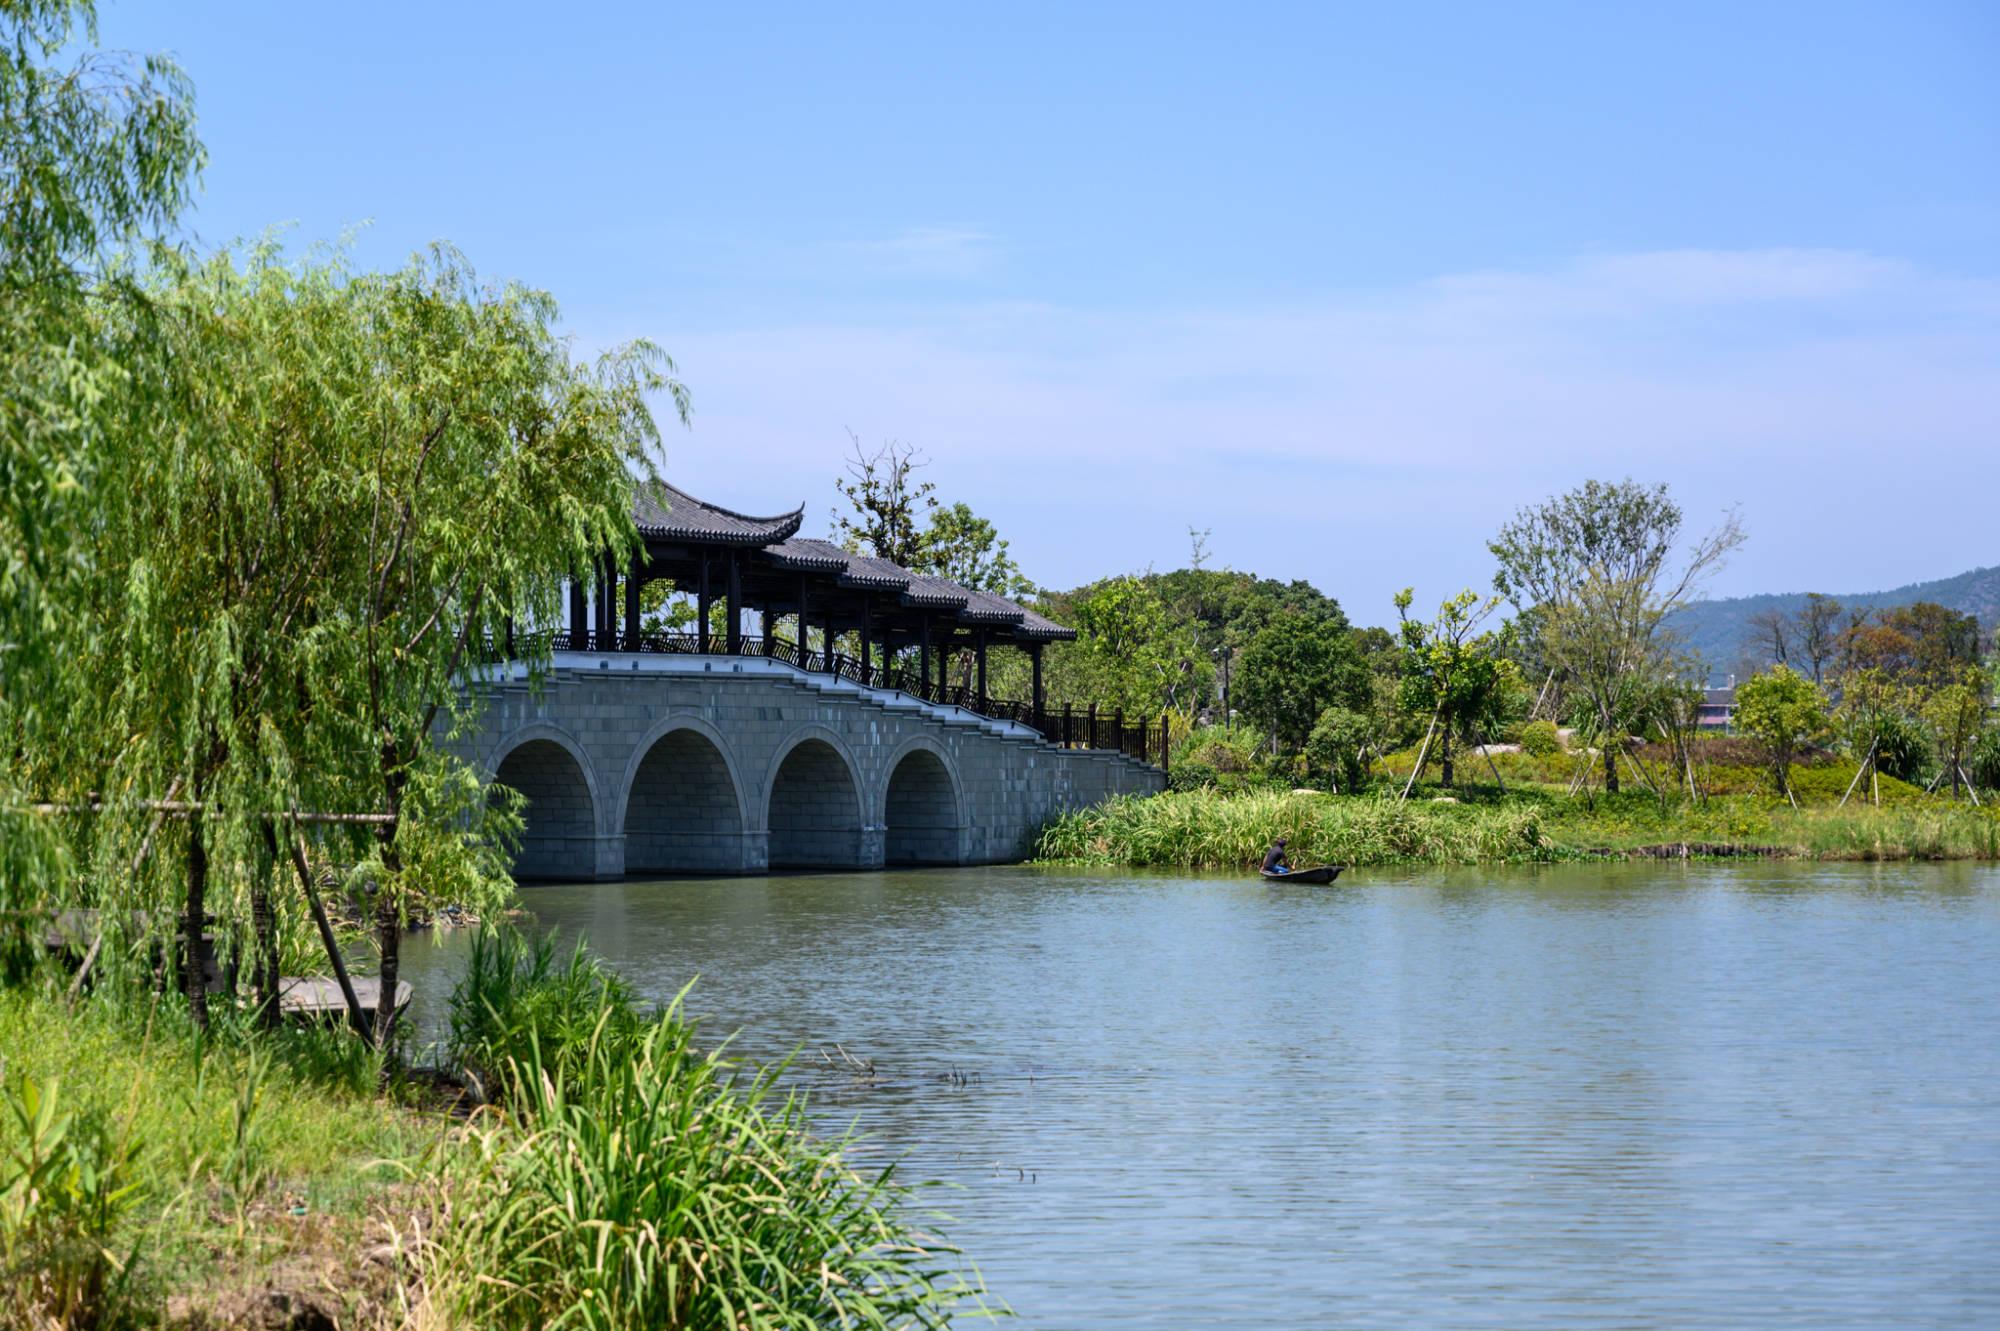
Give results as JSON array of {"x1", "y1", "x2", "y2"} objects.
[
  {"x1": 185, "y1": 805, "x2": 209, "y2": 1030},
  {"x1": 253, "y1": 824, "x2": 281, "y2": 1029},
  {"x1": 1602, "y1": 733, "x2": 1620, "y2": 793},
  {"x1": 371, "y1": 746, "x2": 407, "y2": 1052},
  {"x1": 1439, "y1": 730, "x2": 1455, "y2": 788}
]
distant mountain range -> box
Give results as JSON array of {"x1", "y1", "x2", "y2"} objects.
[{"x1": 1671, "y1": 565, "x2": 2000, "y2": 680}]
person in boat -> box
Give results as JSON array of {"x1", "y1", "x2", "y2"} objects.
[{"x1": 1262, "y1": 837, "x2": 1291, "y2": 874}]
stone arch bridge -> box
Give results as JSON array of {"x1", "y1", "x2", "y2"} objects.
[{"x1": 454, "y1": 650, "x2": 1165, "y2": 879}]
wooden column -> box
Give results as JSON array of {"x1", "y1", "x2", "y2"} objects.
[
  {"x1": 725, "y1": 551, "x2": 742, "y2": 654},
  {"x1": 920, "y1": 618, "x2": 931, "y2": 693},
  {"x1": 697, "y1": 555, "x2": 711, "y2": 654},
  {"x1": 797, "y1": 575, "x2": 810, "y2": 663},
  {"x1": 976, "y1": 630, "x2": 988, "y2": 710},
  {"x1": 568, "y1": 565, "x2": 587, "y2": 648},
  {"x1": 860, "y1": 594, "x2": 872, "y2": 681},
  {"x1": 1031, "y1": 643, "x2": 1045, "y2": 725},
  {"x1": 624, "y1": 551, "x2": 642, "y2": 649}
]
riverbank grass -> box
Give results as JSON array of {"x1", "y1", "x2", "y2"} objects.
[
  {"x1": 1036, "y1": 786, "x2": 2000, "y2": 868},
  {"x1": 2, "y1": 929, "x2": 979, "y2": 1329},
  {"x1": 0, "y1": 982, "x2": 429, "y2": 1327}
]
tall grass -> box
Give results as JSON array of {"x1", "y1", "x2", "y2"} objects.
[
  {"x1": 1036, "y1": 789, "x2": 1562, "y2": 867},
  {"x1": 1037, "y1": 787, "x2": 2000, "y2": 867},
  {"x1": 1789, "y1": 806, "x2": 2000, "y2": 861},
  {"x1": 424, "y1": 926, "x2": 974, "y2": 1329}
]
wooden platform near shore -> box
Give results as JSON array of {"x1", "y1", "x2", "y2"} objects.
[{"x1": 277, "y1": 975, "x2": 412, "y2": 1023}]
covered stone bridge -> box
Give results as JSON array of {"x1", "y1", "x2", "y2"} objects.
[
  {"x1": 457, "y1": 651, "x2": 1163, "y2": 879},
  {"x1": 461, "y1": 482, "x2": 1167, "y2": 879}
]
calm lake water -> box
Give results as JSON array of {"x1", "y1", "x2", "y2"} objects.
[{"x1": 400, "y1": 862, "x2": 2000, "y2": 1329}]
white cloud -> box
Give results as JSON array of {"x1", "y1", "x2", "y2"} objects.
[
  {"x1": 633, "y1": 249, "x2": 2000, "y2": 618},
  {"x1": 835, "y1": 227, "x2": 1002, "y2": 280}
]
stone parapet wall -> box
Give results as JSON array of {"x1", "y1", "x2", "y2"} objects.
[{"x1": 448, "y1": 652, "x2": 1164, "y2": 879}]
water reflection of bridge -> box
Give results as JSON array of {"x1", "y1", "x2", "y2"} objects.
[{"x1": 464, "y1": 486, "x2": 1165, "y2": 879}]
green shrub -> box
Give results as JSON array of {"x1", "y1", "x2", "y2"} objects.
[
  {"x1": 0, "y1": 1076, "x2": 146, "y2": 1330},
  {"x1": 1520, "y1": 720, "x2": 1561, "y2": 758},
  {"x1": 1304, "y1": 707, "x2": 1375, "y2": 792}
]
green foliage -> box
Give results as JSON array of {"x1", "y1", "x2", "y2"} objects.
[
  {"x1": 0, "y1": 985, "x2": 413, "y2": 1324},
  {"x1": 831, "y1": 433, "x2": 934, "y2": 566},
  {"x1": 446, "y1": 925, "x2": 650, "y2": 1103},
  {"x1": 1520, "y1": 719, "x2": 1561, "y2": 758},
  {"x1": 1, "y1": 0, "x2": 205, "y2": 908},
  {"x1": 1046, "y1": 574, "x2": 1207, "y2": 716},
  {"x1": 921, "y1": 501, "x2": 1032, "y2": 596},
  {"x1": 1489, "y1": 478, "x2": 1742, "y2": 793},
  {"x1": 1732, "y1": 666, "x2": 1831, "y2": 799},
  {"x1": 427, "y1": 927, "x2": 974, "y2": 1329},
  {"x1": 1393, "y1": 588, "x2": 1516, "y2": 784},
  {"x1": 1923, "y1": 678, "x2": 1989, "y2": 798},
  {"x1": 1037, "y1": 789, "x2": 1559, "y2": 867},
  {"x1": 1304, "y1": 707, "x2": 1376, "y2": 792},
  {"x1": 1235, "y1": 611, "x2": 1371, "y2": 752},
  {"x1": 0, "y1": 1073, "x2": 145, "y2": 1329}
]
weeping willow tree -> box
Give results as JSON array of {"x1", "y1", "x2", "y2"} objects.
[
  {"x1": 1, "y1": 0, "x2": 203, "y2": 913},
  {"x1": 64, "y1": 242, "x2": 686, "y2": 1035}
]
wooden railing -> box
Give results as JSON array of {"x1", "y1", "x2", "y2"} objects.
[{"x1": 508, "y1": 630, "x2": 1168, "y2": 771}]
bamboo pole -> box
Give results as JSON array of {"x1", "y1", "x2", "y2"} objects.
[
  {"x1": 20, "y1": 800, "x2": 396, "y2": 824},
  {"x1": 1401, "y1": 710, "x2": 1441, "y2": 804},
  {"x1": 285, "y1": 817, "x2": 371, "y2": 1043},
  {"x1": 1838, "y1": 737, "x2": 1878, "y2": 809},
  {"x1": 1472, "y1": 724, "x2": 1508, "y2": 794}
]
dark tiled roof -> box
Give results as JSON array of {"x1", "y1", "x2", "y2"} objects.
[
  {"x1": 1012, "y1": 603, "x2": 1076, "y2": 642},
  {"x1": 635, "y1": 485, "x2": 1072, "y2": 641},
  {"x1": 632, "y1": 483, "x2": 803, "y2": 545},
  {"x1": 763, "y1": 537, "x2": 852, "y2": 572},
  {"x1": 900, "y1": 572, "x2": 972, "y2": 611},
  {"x1": 838, "y1": 554, "x2": 916, "y2": 591}
]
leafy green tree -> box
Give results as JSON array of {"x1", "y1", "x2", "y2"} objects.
[
  {"x1": 1734, "y1": 666, "x2": 1830, "y2": 804},
  {"x1": 1393, "y1": 588, "x2": 1514, "y2": 790},
  {"x1": 1304, "y1": 706, "x2": 1376, "y2": 792},
  {"x1": 1047, "y1": 575, "x2": 1208, "y2": 717},
  {"x1": 1234, "y1": 611, "x2": 1370, "y2": 753},
  {"x1": 920, "y1": 501, "x2": 1032, "y2": 596},
  {"x1": 1489, "y1": 478, "x2": 1742, "y2": 793},
  {"x1": 1923, "y1": 677, "x2": 1988, "y2": 802},
  {"x1": 1, "y1": 0, "x2": 204, "y2": 913}
]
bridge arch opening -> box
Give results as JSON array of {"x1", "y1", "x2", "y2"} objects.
[
  {"x1": 767, "y1": 738, "x2": 864, "y2": 869},
  {"x1": 493, "y1": 738, "x2": 596, "y2": 881},
  {"x1": 885, "y1": 748, "x2": 962, "y2": 865},
  {"x1": 624, "y1": 728, "x2": 745, "y2": 874}
]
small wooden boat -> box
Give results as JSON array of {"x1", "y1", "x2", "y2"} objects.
[{"x1": 1259, "y1": 865, "x2": 1344, "y2": 884}]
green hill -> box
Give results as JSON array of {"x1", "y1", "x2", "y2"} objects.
[{"x1": 1672, "y1": 565, "x2": 2000, "y2": 679}]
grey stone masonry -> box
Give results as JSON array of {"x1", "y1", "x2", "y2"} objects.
[{"x1": 451, "y1": 651, "x2": 1164, "y2": 880}]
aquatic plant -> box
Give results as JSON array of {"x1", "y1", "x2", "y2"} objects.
[{"x1": 426, "y1": 926, "x2": 975, "y2": 1329}]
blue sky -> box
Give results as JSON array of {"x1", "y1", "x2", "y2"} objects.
[{"x1": 113, "y1": 1, "x2": 1998, "y2": 624}]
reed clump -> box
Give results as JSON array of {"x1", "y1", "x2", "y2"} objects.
[
  {"x1": 1036, "y1": 789, "x2": 1562, "y2": 867},
  {"x1": 423, "y1": 926, "x2": 973, "y2": 1330},
  {"x1": 1036, "y1": 786, "x2": 2000, "y2": 867}
]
